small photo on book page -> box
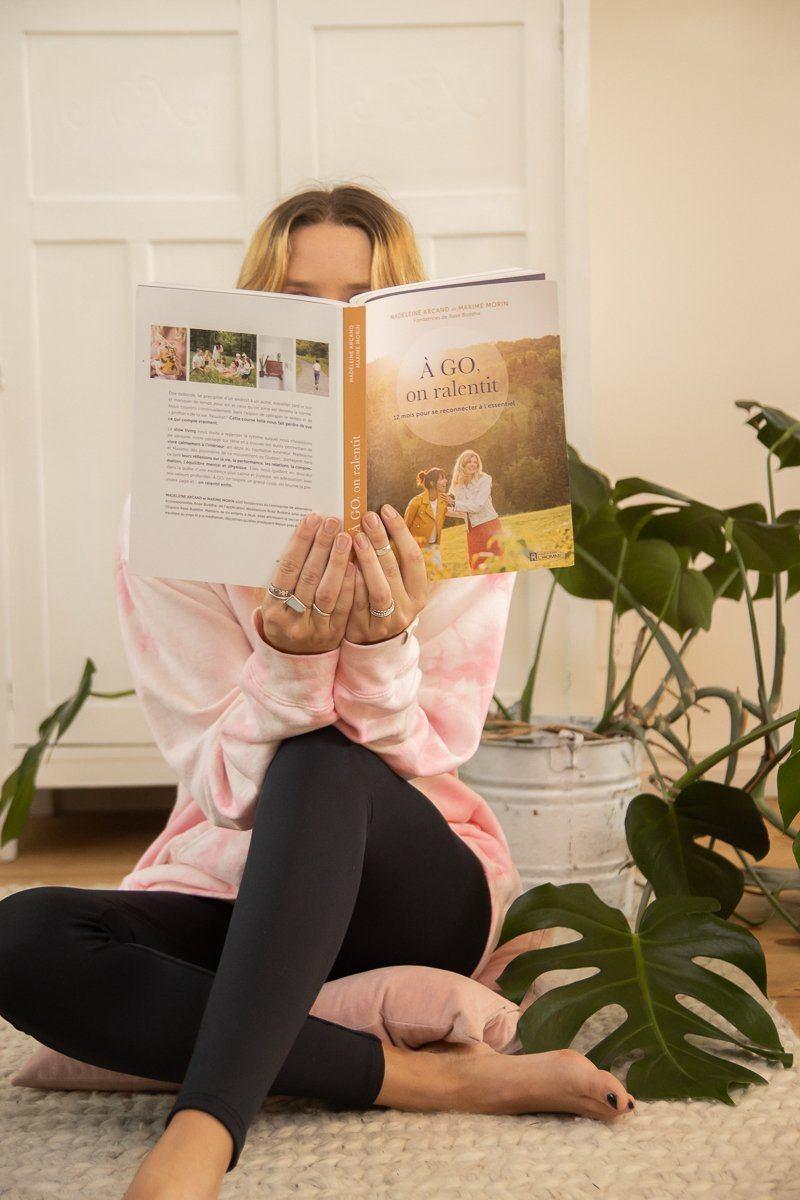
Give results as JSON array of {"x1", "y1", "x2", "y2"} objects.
[{"x1": 363, "y1": 277, "x2": 574, "y2": 581}]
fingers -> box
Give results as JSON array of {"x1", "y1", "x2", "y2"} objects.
[
  {"x1": 267, "y1": 513, "x2": 339, "y2": 612},
  {"x1": 312, "y1": 528, "x2": 354, "y2": 618},
  {"x1": 353, "y1": 515, "x2": 400, "y2": 612},
  {"x1": 291, "y1": 515, "x2": 346, "y2": 608},
  {"x1": 354, "y1": 504, "x2": 429, "y2": 604}
]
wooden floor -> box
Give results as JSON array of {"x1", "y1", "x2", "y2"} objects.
[{"x1": 3, "y1": 809, "x2": 799, "y2": 1035}]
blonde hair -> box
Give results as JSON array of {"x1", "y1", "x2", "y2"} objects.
[
  {"x1": 451, "y1": 449, "x2": 485, "y2": 489},
  {"x1": 236, "y1": 183, "x2": 427, "y2": 294}
]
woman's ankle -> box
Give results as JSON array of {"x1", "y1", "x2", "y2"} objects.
[{"x1": 374, "y1": 1042, "x2": 489, "y2": 1112}]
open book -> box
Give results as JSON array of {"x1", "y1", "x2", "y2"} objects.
[{"x1": 129, "y1": 269, "x2": 574, "y2": 586}]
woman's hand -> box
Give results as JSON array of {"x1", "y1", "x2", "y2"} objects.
[
  {"x1": 260, "y1": 514, "x2": 355, "y2": 655},
  {"x1": 345, "y1": 504, "x2": 430, "y2": 645}
]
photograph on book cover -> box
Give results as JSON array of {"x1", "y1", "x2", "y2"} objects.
[{"x1": 364, "y1": 278, "x2": 574, "y2": 580}]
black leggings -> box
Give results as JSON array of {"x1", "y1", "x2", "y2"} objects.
[{"x1": 0, "y1": 725, "x2": 493, "y2": 1172}]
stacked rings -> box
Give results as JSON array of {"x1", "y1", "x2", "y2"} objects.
[{"x1": 267, "y1": 542, "x2": 396, "y2": 618}]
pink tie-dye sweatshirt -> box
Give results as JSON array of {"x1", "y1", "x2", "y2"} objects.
[{"x1": 113, "y1": 494, "x2": 523, "y2": 978}]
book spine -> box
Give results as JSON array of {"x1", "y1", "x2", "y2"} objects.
[{"x1": 342, "y1": 305, "x2": 367, "y2": 537}]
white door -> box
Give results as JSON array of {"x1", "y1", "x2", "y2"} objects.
[{"x1": 0, "y1": 0, "x2": 592, "y2": 790}]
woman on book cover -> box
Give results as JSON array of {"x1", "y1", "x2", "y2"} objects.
[
  {"x1": 0, "y1": 184, "x2": 633, "y2": 1200},
  {"x1": 446, "y1": 450, "x2": 505, "y2": 571},
  {"x1": 403, "y1": 466, "x2": 449, "y2": 568}
]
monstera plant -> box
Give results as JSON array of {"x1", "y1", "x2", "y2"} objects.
[{"x1": 489, "y1": 398, "x2": 800, "y2": 1102}]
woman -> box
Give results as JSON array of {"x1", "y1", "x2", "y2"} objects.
[
  {"x1": 447, "y1": 450, "x2": 505, "y2": 571},
  {"x1": 403, "y1": 466, "x2": 450, "y2": 569},
  {"x1": 0, "y1": 184, "x2": 633, "y2": 1200},
  {"x1": 313, "y1": 358, "x2": 322, "y2": 390}
]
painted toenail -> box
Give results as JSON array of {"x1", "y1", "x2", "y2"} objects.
[
  {"x1": 627, "y1": 1099, "x2": 635, "y2": 1110},
  {"x1": 606, "y1": 1091, "x2": 618, "y2": 1109}
]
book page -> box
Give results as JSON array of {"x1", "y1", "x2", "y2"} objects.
[
  {"x1": 362, "y1": 277, "x2": 574, "y2": 580},
  {"x1": 129, "y1": 284, "x2": 343, "y2": 587}
]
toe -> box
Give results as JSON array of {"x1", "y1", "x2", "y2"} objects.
[{"x1": 595, "y1": 1071, "x2": 633, "y2": 1116}]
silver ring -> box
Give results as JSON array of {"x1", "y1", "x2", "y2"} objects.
[
  {"x1": 312, "y1": 601, "x2": 333, "y2": 618},
  {"x1": 369, "y1": 598, "x2": 396, "y2": 618},
  {"x1": 375, "y1": 542, "x2": 393, "y2": 557},
  {"x1": 283, "y1": 593, "x2": 307, "y2": 613},
  {"x1": 267, "y1": 583, "x2": 292, "y2": 599}
]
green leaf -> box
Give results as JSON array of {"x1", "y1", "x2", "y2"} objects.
[
  {"x1": 726, "y1": 502, "x2": 768, "y2": 522},
  {"x1": 51, "y1": 658, "x2": 96, "y2": 739},
  {"x1": 620, "y1": 544, "x2": 714, "y2": 635},
  {"x1": 552, "y1": 502, "x2": 624, "y2": 601},
  {"x1": 731, "y1": 517, "x2": 800, "y2": 573},
  {"x1": 778, "y1": 712, "x2": 800, "y2": 831},
  {"x1": 621, "y1": 539, "x2": 682, "y2": 621},
  {"x1": 0, "y1": 657, "x2": 98, "y2": 847},
  {"x1": 496, "y1": 883, "x2": 791, "y2": 1102},
  {"x1": 753, "y1": 573, "x2": 774, "y2": 600},
  {"x1": 615, "y1": 502, "x2": 667, "y2": 541},
  {"x1": 788, "y1": 565, "x2": 800, "y2": 601},
  {"x1": 567, "y1": 444, "x2": 611, "y2": 518},
  {"x1": 637, "y1": 503, "x2": 726, "y2": 559},
  {"x1": 611, "y1": 477, "x2": 699, "y2": 505},
  {"x1": 702, "y1": 550, "x2": 744, "y2": 601},
  {"x1": 625, "y1": 782, "x2": 770, "y2": 918},
  {"x1": 673, "y1": 568, "x2": 715, "y2": 634},
  {"x1": 735, "y1": 400, "x2": 800, "y2": 469},
  {"x1": 0, "y1": 744, "x2": 42, "y2": 845},
  {"x1": 732, "y1": 520, "x2": 799, "y2": 572}
]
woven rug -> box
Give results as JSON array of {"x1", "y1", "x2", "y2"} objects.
[{"x1": 1, "y1": 881, "x2": 800, "y2": 1200}]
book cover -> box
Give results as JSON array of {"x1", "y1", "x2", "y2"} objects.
[
  {"x1": 355, "y1": 276, "x2": 574, "y2": 580},
  {"x1": 128, "y1": 272, "x2": 574, "y2": 587}
]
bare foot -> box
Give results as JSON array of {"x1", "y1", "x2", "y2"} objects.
[
  {"x1": 424, "y1": 1042, "x2": 636, "y2": 1122},
  {"x1": 121, "y1": 1109, "x2": 232, "y2": 1200}
]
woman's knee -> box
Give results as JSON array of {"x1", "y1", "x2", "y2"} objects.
[
  {"x1": 0, "y1": 886, "x2": 89, "y2": 1003},
  {"x1": 258, "y1": 726, "x2": 375, "y2": 818}
]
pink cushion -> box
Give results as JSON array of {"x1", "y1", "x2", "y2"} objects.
[{"x1": 10, "y1": 929, "x2": 552, "y2": 1092}]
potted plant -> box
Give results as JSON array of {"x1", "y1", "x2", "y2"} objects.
[
  {"x1": 461, "y1": 400, "x2": 800, "y2": 931},
  {"x1": 460, "y1": 398, "x2": 800, "y2": 1104}
]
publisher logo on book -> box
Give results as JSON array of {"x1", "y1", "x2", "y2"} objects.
[{"x1": 528, "y1": 549, "x2": 563, "y2": 562}]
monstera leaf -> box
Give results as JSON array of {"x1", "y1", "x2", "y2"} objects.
[
  {"x1": 495, "y1": 883, "x2": 792, "y2": 1102},
  {"x1": 778, "y1": 711, "x2": 800, "y2": 869},
  {"x1": 624, "y1": 781, "x2": 770, "y2": 917}
]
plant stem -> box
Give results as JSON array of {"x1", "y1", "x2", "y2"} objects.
[
  {"x1": 90, "y1": 689, "x2": 136, "y2": 699},
  {"x1": 727, "y1": 523, "x2": 777, "y2": 755},
  {"x1": 519, "y1": 573, "x2": 558, "y2": 724},
  {"x1": 601, "y1": 543, "x2": 627, "y2": 719},
  {"x1": 491, "y1": 692, "x2": 513, "y2": 720},
  {"x1": 598, "y1": 572, "x2": 680, "y2": 731},
  {"x1": 668, "y1": 708, "x2": 799, "y2": 796},
  {"x1": 638, "y1": 563, "x2": 739, "y2": 720},
  {"x1": 734, "y1": 846, "x2": 800, "y2": 933},
  {"x1": 765, "y1": 452, "x2": 786, "y2": 710},
  {"x1": 573, "y1": 545, "x2": 695, "y2": 725}
]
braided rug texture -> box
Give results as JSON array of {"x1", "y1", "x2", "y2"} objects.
[{"x1": 1, "y1": 880, "x2": 799, "y2": 1200}]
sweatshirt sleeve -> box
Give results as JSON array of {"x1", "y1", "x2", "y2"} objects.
[
  {"x1": 114, "y1": 496, "x2": 340, "y2": 831},
  {"x1": 332, "y1": 572, "x2": 516, "y2": 779},
  {"x1": 449, "y1": 474, "x2": 492, "y2": 518}
]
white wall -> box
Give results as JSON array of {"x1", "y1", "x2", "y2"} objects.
[{"x1": 584, "y1": 0, "x2": 800, "y2": 776}]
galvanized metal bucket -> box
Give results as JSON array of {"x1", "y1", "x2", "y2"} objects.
[{"x1": 460, "y1": 716, "x2": 645, "y2": 921}]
